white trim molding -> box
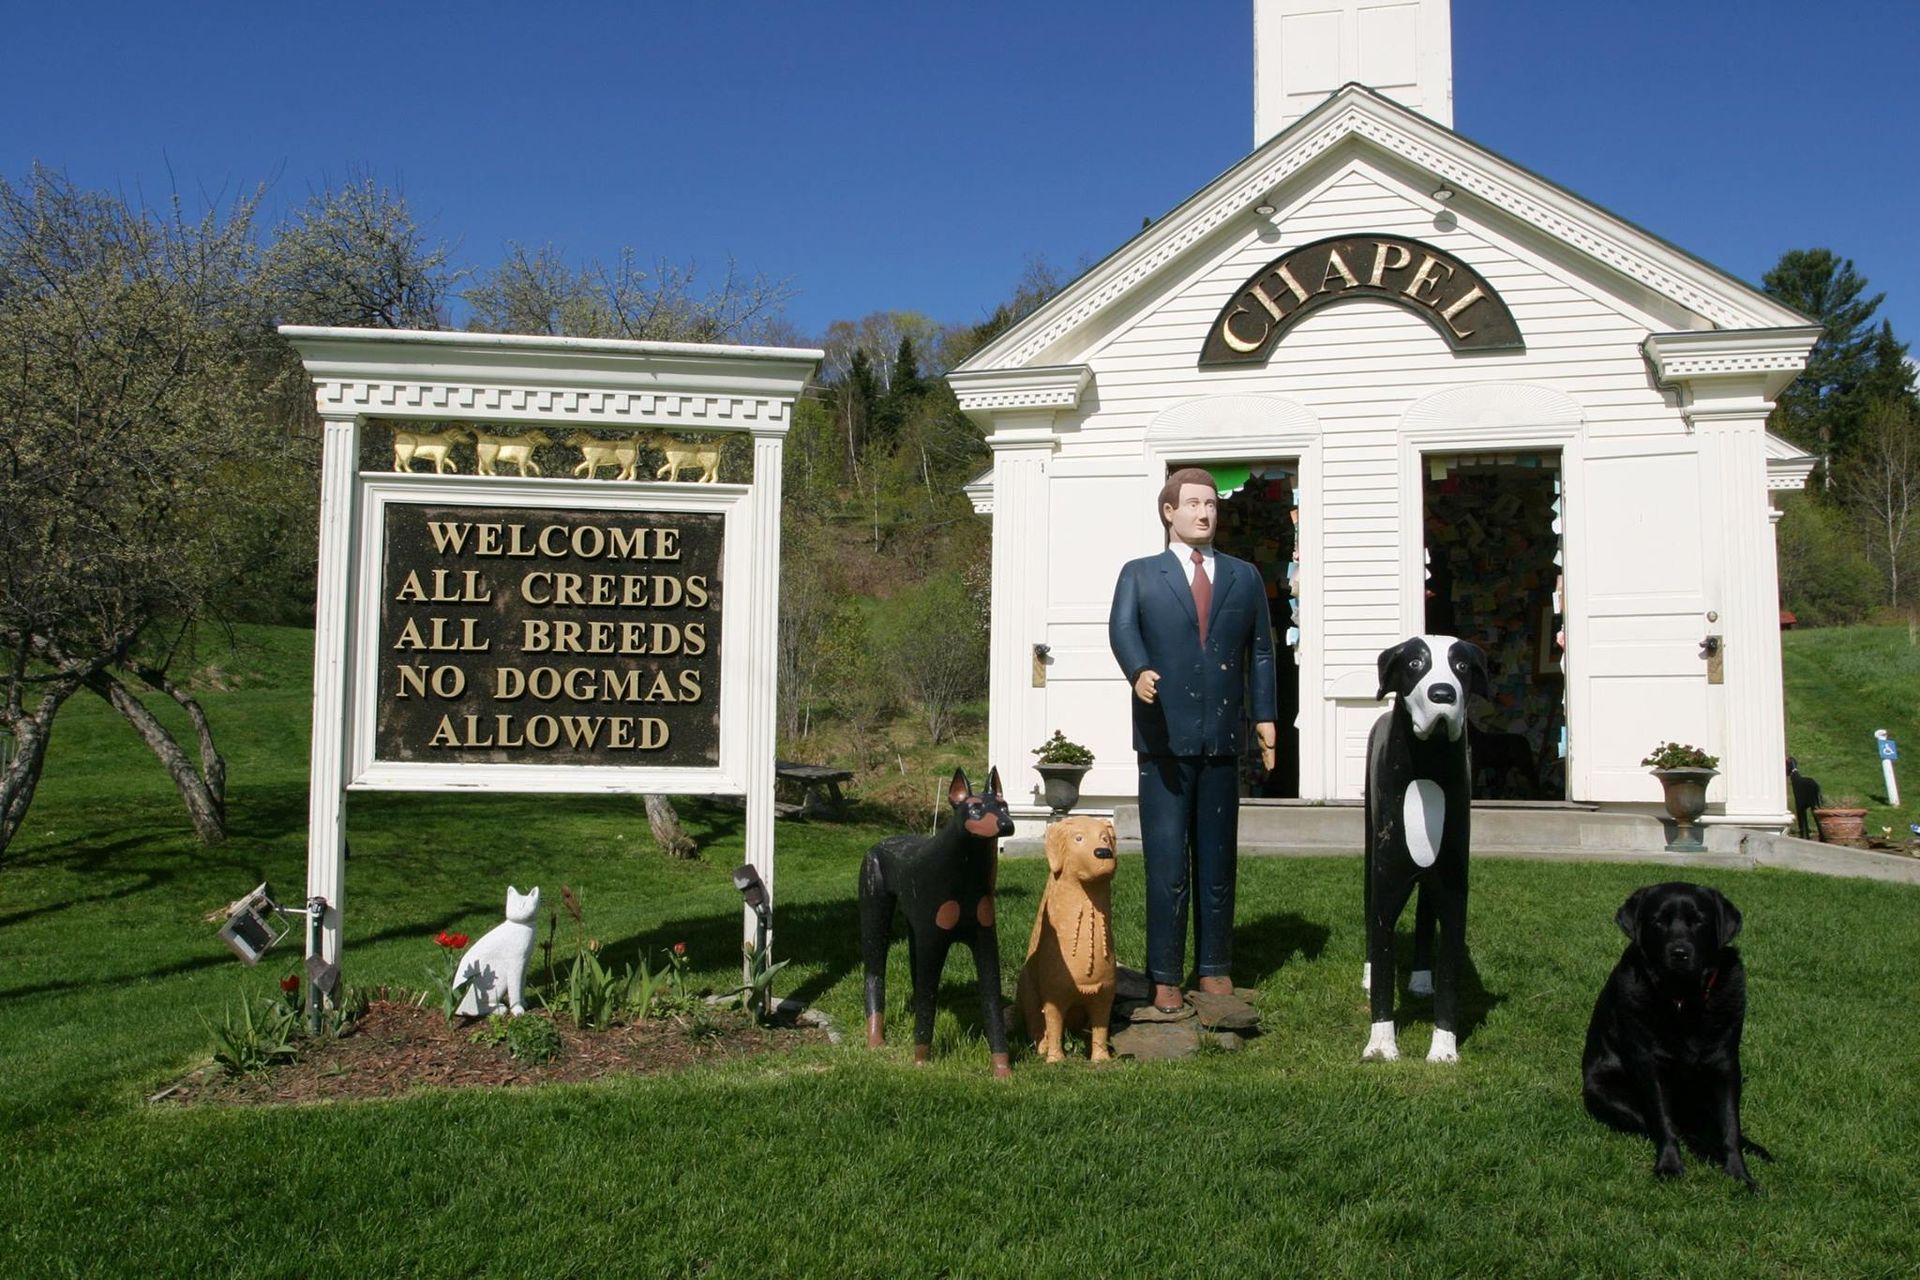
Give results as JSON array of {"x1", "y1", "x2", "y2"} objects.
[
  {"x1": 1643, "y1": 327, "x2": 1822, "y2": 407},
  {"x1": 949, "y1": 364, "x2": 1093, "y2": 422}
]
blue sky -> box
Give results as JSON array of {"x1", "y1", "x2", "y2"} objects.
[{"x1": 5, "y1": 1, "x2": 1915, "y2": 349}]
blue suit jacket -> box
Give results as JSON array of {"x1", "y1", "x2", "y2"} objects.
[{"x1": 1109, "y1": 548, "x2": 1278, "y2": 758}]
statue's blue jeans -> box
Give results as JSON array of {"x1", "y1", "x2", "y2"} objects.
[{"x1": 1137, "y1": 754, "x2": 1240, "y2": 988}]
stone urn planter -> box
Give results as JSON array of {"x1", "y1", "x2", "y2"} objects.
[
  {"x1": 1032, "y1": 730, "x2": 1094, "y2": 821},
  {"x1": 1651, "y1": 768, "x2": 1717, "y2": 852},
  {"x1": 1643, "y1": 742, "x2": 1720, "y2": 853},
  {"x1": 1034, "y1": 764, "x2": 1091, "y2": 819},
  {"x1": 1813, "y1": 804, "x2": 1868, "y2": 843}
]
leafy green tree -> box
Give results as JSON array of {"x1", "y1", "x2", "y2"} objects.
[
  {"x1": 263, "y1": 174, "x2": 454, "y2": 329},
  {"x1": 1838, "y1": 397, "x2": 1920, "y2": 607},
  {"x1": 1776, "y1": 497, "x2": 1878, "y2": 626},
  {"x1": 871, "y1": 571, "x2": 987, "y2": 745},
  {"x1": 1762, "y1": 249, "x2": 1886, "y2": 470},
  {"x1": 0, "y1": 168, "x2": 267, "y2": 856},
  {"x1": 465, "y1": 244, "x2": 791, "y2": 343}
]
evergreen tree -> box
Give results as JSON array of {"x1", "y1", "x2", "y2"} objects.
[{"x1": 1762, "y1": 248, "x2": 1885, "y2": 470}]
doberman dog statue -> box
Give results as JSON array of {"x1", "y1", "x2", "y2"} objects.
[
  {"x1": 1362, "y1": 634, "x2": 1488, "y2": 1063},
  {"x1": 860, "y1": 767, "x2": 1015, "y2": 1077}
]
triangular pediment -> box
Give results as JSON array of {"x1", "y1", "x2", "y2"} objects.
[{"x1": 953, "y1": 85, "x2": 1808, "y2": 375}]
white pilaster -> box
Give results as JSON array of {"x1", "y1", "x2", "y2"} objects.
[
  {"x1": 744, "y1": 430, "x2": 785, "y2": 967},
  {"x1": 986, "y1": 418, "x2": 1058, "y2": 815},
  {"x1": 306, "y1": 413, "x2": 360, "y2": 981},
  {"x1": 1646, "y1": 328, "x2": 1818, "y2": 828},
  {"x1": 950, "y1": 366, "x2": 1089, "y2": 827}
]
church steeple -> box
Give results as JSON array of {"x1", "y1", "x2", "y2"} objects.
[{"x1": 1253, "y1": 0, "x2": 1453, "y2": 145}]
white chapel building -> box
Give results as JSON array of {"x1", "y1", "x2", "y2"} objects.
[{"x1": 949, "y1": 0, "x2": 1818, "y2": 835}]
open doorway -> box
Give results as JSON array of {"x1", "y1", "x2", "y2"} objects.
[
  {"x1": 1210, "y1": 462, "x2": 1301, "y2": 798},
  {"x1": 1423, "y1": 452, "x2": 1566, "y2": 800}
]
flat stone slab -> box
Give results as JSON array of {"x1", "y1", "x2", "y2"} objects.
[
  {"x1": 1111, "y1": 1019, "x2": 1202, "y2": 1061},
  {"x1": 1124, "y1": 998, "x2": 1195, "y2": 1024},
  {"x1": 1187, "y1": 989, "x2": 1260, "y2": 1031}
]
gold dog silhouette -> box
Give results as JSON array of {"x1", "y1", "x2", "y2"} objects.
[
  {"x1": 392, "y1": 427, "x2": 466, "y2": 473},
  {"x1": 648, "y1": 433, "x2": 722, "y2": 483},
  {"x1": 473, "y1": 429, "x2": 550, "y2": 477},
  {"x1": 1015, "y1": 815, "x2": 1118, "y2": 1062},
  {"x1": 568, "y1": 434, "x2": 640, "y2": 481}
]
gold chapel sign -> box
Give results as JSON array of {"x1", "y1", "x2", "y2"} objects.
[
  {"x1": 1198, "y1": 234, "x2": 1522, "y2": 367},
  {"x1": 374, "y1": 502, "x2": 723, "y2": 768}
]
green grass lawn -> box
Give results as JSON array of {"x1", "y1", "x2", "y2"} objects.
[
  {"x1": 3, "y1": 625, "x2": 1918, "y2": 1277},
  {"x1": 1783, "y1": 623, "x2": 1920, "y2": 829}
]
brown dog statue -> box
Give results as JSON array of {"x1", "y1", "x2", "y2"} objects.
[{"x1": 1015, "y1": 816, "x2": 1118, "y2": 1062}]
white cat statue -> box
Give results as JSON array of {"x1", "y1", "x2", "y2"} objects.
[{"x1": 455, "y1": 885, "x2": 540, "y2": 1016}]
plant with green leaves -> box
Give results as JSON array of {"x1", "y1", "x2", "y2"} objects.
[
  {"x1": 1032, "y1": 730, "x2": 1094, "y2": 766},
  {"x1": 204, "y1": 998, "x2": 300, "y2": 1076},
  {"x1": 417, "y1": 930, "x2": 472, "y2": 1025},
  {"x1": 470, "y1": 1013, "x2": 561, "y2": 1064},
  {"x1": 1642, "y1": 742, "x2": 1720, "y2": 771},
  {"x1": 721, "y1": 939, "x2": 792, "y2": 1021}
]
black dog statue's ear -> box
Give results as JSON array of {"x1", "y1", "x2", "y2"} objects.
[
  {"x1": 1615, "y1": 887, "x2": 1647, "y2": 939},
  {"x1": 948, "y1": 768, "x2": 971, "y2": 806},
  {"x1": 1464, "y1": 642, "x2": 1491, "y2": 697},
  {"x1": 1707, "y1": 887, "x2": 1743, "y2": 947},
  {"x1": 987, "y1": 766, "x2": 1003, "y2": 798},
  {"x1": 1376, "y1": 639, "x2": 1412, "y2": 701}
]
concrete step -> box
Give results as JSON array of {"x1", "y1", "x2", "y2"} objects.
[{"x1": 1114, "y1": 799, "x2": 1743, "y2": 856}]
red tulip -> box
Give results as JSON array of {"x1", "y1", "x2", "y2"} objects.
[
  {"x1": 435, "y1": 931, "x2": 455, "y2": 948},
  {"x1": 451, "y1": 933, "x2": 469, "y2": 949},
  {"x1": 672, "y1": 942, "x2": 687, "y2": 956},
  {"x1": 279, "y1": 975, "x2": 299, "y2": 993}
]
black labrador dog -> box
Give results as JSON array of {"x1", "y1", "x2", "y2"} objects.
[{"x1": 1582, "y1": 882, "x2": 1771, "y2": 1189}]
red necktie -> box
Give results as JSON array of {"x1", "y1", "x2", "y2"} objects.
[{"x1": 1191, "y1": 550, "x2": 1212, "y2": 649}]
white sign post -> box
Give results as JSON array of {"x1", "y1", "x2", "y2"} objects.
[
  {"x1": 283, "y1": 327, "x2": 820, "y2": 1006},
  {"x1": 1876, "y1": 729, "x2": 1900, "y2": 808}
]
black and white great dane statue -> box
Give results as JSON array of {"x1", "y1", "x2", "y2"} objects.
[{"x1": 1362, "y1": 634, "x2": 1489, "y2": 1063}]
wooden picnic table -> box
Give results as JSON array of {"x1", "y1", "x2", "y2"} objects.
[{"x1": 774, "y1": 761, "x2": 854, "y2": 820}]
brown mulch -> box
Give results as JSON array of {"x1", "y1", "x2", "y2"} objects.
[{"x1": 154, "y1": 1000, "x2": 829, "y2": 1106}]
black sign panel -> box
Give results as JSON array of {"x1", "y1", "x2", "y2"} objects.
[
  {"x1": 374, "y1": 503, "x2": 723, "y2": 768},
  {"x1": 1199, "y1": 234, "x2": 1523, "y2": 367}
]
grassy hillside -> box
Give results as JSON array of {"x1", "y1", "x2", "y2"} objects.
[
  {"x1": 1, "y1": 624, "x2": 1916, "y2": 1276},
  {"x1": 1782, "y1": 623, "x2": 1920, "y2": 828}
]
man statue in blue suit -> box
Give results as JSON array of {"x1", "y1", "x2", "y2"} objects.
[{"x1": 1109, "y1": 468, "x2": 1277, "y2": 1014}]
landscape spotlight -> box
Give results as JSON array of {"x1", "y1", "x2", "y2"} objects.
[
  {"x1": 216, "y1": 884, "x2": 290, "y2": 965},
  {"x1": 732, "y1": 864, "x2": 769, "y2": 921},
  {"x1": 216, "y1": 883, "x2": 327, "y2": 966}
]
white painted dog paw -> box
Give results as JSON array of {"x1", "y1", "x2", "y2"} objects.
[
  {"x1": 1407, "y1": 969, "x2": 1434, "y2": 997},
  {"x1": 1426, "y1": 1029, "x2": 1458, "y2": 1063},
  {"x1": 1362, "y1": 1020, "x2": 1399, "y2": 1061},
  {"x1": 1360, "y1": 962, "x2": 1371, "y2": 991}
]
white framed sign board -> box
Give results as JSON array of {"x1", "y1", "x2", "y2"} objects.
[{"x1": 283, "y1": 326, "x2": 822, "y2": 999}]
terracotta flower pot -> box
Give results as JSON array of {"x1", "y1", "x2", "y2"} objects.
[
  {"x1": 1813, "y1": 806, "x2": 1868, "y2": 843},
  {"x1": 1035, "y1": 763, "x2": 1091, "y2": 820},
  {"x1": 1651, "y1": 767, "x2": 1717, "y2": 852}
]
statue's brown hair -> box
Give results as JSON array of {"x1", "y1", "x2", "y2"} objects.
[{"x1": 1158, "y1": 467, "x2": 1217, "y2": 530}]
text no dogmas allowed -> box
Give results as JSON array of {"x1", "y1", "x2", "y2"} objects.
[{"x1": 374, "y1": 508, "x2": 725, "y2": 767}]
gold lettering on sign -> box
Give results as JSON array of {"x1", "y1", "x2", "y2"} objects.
[
  {"x1": 1249, "y1": 281, "x2": 1291, "y2": 322},
  {"x1": 1368, "y1": 241, "x2": 1412, "y2": 287},
  {"x1": 1272, "y1": 263, "x2": 1311, "y2": 305},
  {"x1": 1437, "y1": 285, "x2": 1487, "y2": 339},
  {"x1": 1203, "y1": 236, "x2": 1520, "y2": 366},
  {"x1": 1403, "y1": 255, "x2": 1454, "y2": 303},
  {"x1": 1319, "y1": 248, "x2": 1360, "y2": 292}
]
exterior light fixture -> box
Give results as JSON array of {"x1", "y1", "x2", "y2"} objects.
[
  {"x1": 1431, "y1": 185, "x2": 1455, "y2": 203},
  {"x1": 1254, "y1": 200, "x2": 1277, "y2": 218},
  {"x1": 216, "y1": 882, "x2": 326, "y2": 966}
]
